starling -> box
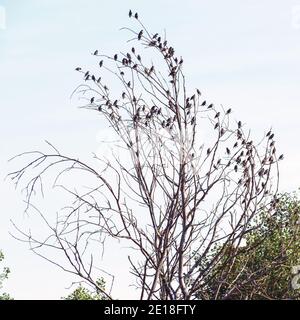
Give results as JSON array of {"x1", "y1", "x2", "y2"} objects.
[
  {"x1": 214, "y1": 112, "x2": 220, "y2": 118},
  {"x1": 129, "y1": 10, "x2": 132, "y2": 18},
  {"x1": 153, "y1": 33, "x2": 158, "y2": 39},
  {"x1": 91, "y1": 75, "x2": 96, "y2": 81},
  {"x1": 197, "y1": 89, "x2": 201, "y2": 95},
  {"x1": 207, "y1": 103, "x2": 213, "y2": 109},
  {"x1": 134, "y1": 12, "x2": 138, "y2": 19},
  {"x1": 201, "y1": 100, "x2": 207, "y2": 106},
  {"x1": 226, "y1": 108, "x2": 232, "y2": 114},
  {"x1": 127, "y1": 53, "x2": 131, "y2": 60},
  {"x1": 94, "y1": 50, "x2": 98, "y2": 55},
  {"x1": 238, "y1": 121, "x2": 242, "y2": 128},
  {"x1": 122, "y1": 92, "x2": 126, "y2": 99},
  {"x1": 138, "y1": 30, "x2": 143, "y2": 40},
  {"x1": 226, "y1": 147, "x2": 230, "y2": 155},
  {"x1": 97, "y1": 77, "x2": 101, "y2": 83},
  {"x1": 127, "y1": 81, "x2": 131, "y2": 88},
  {"x1": 98, "y1": 106, "x2": 102, "y2": 112},
  {"x1": 214, "y1": 123, "x2": 219, "y2": 129},
  {"x1": 279, "y1": 154, "x2": 284, "y2": 160},
  {"x1": 90, "y1": 97, "x2": 95, "y2": 104},
  {"x1": 269, "y1": 133, "x2": 274, "y2": 140},
  {"x1": 84, "y1": 71, "x2": 89, "y2": 77},
  {"x1": 207, "y1": 148, "x2": 211, "y2": 155},
  {"x1": 99, "y1": 60, "x2": 103, "y2": 67},
  {"x1": 233, "y1": 142, "x2": 238, "y2": 148},
  {"x1": 114, "y1": 54, "x2": 118, "y2": 61},
  {"x1": 191, "y1": 116, "x2": 195, "y2": 125},
  {"x1": 75, "y1": 67, "x2": 81, "y2": 71},
  {"x1": 137, "y1": 55, "x2": 141, "y2": 61},
  {"x1": 266, "y1": 130, "x2": 271, "y2": 137},
  {"x1": 131, "y1": 47, "x2": 135, "y2": 54}
]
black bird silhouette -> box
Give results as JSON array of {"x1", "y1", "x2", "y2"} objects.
[
  {"x1": 214, "y1": 123, "x2": 219, "y2": 129},
  {"x1": 75, "y1": 67, "x2": 81, "y2": 71},
  {"x1": 266, "y1": 130, "x2": 272, "y2": 137},
  {"x1": 131, "y1": 47, "x2": 135, "y2": 54},
  {"x1": 153, "y1": 33, "x2": 158, "y2": 39},
  {"x1": 279, "y1": 154, "x2": 284, "y2": 160},
  {"x1": 191, "y1": 117, "x2": 195, "y2": 125},
  {"x1": 207, "y1": 148, "x2": 211, "y2": 155},
  {"x1": 127, "y1": 53, "x2": 131, "y2": 60},
  {"x1": 90, "y1": 97, "x2": 95, "y2": 104},
  {"x1": 98, "y1": 106, "x2": 102, "y2": 112},
  {"x1": 99, "y1": 60, "x2": 103, "y2": 67},
  {"x1": 91, "y1": 75, "x2": 96, "y2": 81},
  {"x1": 233, "y1": 142, "x2": 238, "y2": 148},
  {"x1": 226, "y1": 148, "x2": 230, "y2": 155},
  {"x1": 94, "y1": 50, "x2": 98, "y2": 55},
  {"x1": 114, "y1": 54, "x2": 118, "y2": 61},
  {"x1": 201, "y1": 100, "x2": 207, "y2": 106},
  {"x1": 129, "y1": 10, "x2": 132, "y2": 18},
  {"x1": 137, "y1": 55, "x2": 141, "y2": 61},
  {"x1": 122, "y1": 92, "x2": 126, "y2": 99},
  {"x1": 269, "y1": 133, "x2": 274, "y2": 140},
  {"x1": 238, "y1": 121, "x2": 242, "y2": 128},
  {"x1": 97, "y1": 77, "x2": 101, "y2": 83},
  {"x1": 207, "y1": 103, "x2": 213, "y2": 109},
  {"x1": 197, "y1": 89, "x2": 201, "y2": 95},
  {"x1": 134, "y1": 12, "x2": 138, "y2": 19},
  {"x1": 127, "y1": 81, "x2": 131, "y2": 88},
  {"x1": 84, "y1": 71, "x2": 89, "y2": 77},
  {"x1": 226, "y1": 108, "x2": 232, "y2": 114},
  {"x1": 214, "y1": 112, "x2": 220, "y2": 118},
  {"x1": 138, "y1": 30, "x2": 143, "y2": 40}
]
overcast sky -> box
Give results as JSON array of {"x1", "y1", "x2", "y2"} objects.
[{"x1": 1, "y1": 0, "x2": 300, "y2": 299}]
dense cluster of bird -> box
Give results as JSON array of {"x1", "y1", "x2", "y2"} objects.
[{"x1": 74, "y1": 9, "x2": 284, "y2": 194}]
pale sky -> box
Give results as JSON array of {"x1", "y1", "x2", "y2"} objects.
[{"x1": 1, "y1": 0, "x2": 300, "y2": 299}]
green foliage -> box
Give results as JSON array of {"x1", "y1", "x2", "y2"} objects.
[
  {"x1": 197, "y1": 192, "x2": 300, "y2": 299},
  {"x1": 64, "y1": 278, "x2": 107, "y2": 300},
  {"x1": 0, "y1": 250, "x2": 12, "y2": 300}
]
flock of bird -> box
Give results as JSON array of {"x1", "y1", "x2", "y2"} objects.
[{"x1": 74, "y1": 9, "x2": 284, "y2": 187}]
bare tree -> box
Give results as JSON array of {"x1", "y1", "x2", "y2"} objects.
[{"x1": 8, "y1": 10, "x2": 283, "y2": 300}]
